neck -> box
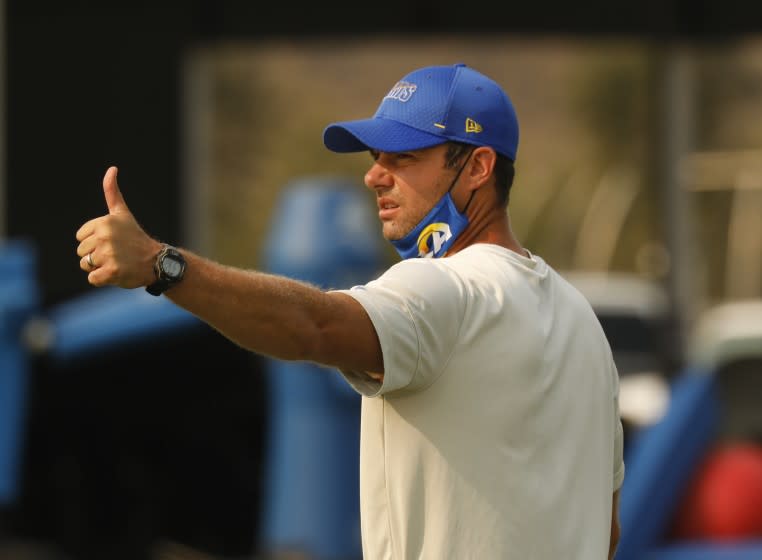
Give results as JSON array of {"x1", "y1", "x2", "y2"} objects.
[{"x1": 446, "y1": 203, "x2": 525, "y2": 257}]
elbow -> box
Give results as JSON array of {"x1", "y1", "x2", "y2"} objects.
[
  {"x1": 305, "y1": 323, "x2": 338, "y2": 367},
  {"x1": 283, "y1": 320, "x2": 331, "y2": 365}
]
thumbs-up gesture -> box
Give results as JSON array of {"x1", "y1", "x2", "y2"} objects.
[{"x1": 76, "y1": 166, "x2": 162, "y2": 288}]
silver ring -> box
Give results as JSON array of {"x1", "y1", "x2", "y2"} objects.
[{"x1": 86, "y1": 252, "x2": 96, "y2": 269}]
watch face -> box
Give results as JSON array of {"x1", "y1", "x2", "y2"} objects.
[{"x1": 162, "y1": 255, "x2": 184, "y2": 279}]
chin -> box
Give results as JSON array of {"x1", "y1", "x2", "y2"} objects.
[{"x1": 382, "y1": 226, "x2": 405, "y2": 241}]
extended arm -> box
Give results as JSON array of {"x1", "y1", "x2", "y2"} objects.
[{"x1": 75, "y1": 167, "x2": 383, "y2": 374}]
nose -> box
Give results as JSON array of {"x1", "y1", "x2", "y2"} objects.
[{"x1": 364, "y1": 161, "x2": 393, "y2": 191}]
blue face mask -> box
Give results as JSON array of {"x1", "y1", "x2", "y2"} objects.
[{"x1": 390, "y1": 149, "x2": 475, "y2": 260}]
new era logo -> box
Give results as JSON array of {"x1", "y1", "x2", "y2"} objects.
[{"x1": 465, "y1": 118, "x2": 482, "y2": 133}]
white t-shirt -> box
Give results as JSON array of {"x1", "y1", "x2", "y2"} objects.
[{"x1": 336, "y1": 244, "x2": 625, "y2": 560}]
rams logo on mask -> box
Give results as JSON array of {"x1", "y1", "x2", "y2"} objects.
[{"x1": 417, "y1": 223, "x2": 453, "y2": 258}]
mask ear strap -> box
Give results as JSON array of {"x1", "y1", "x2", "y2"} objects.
[
  {"x1": 461, "y1": 188, "x2": 477, "y2": 215},
  {"x1": 448, "y1": 147, "x2": 476, "y2": 214}
]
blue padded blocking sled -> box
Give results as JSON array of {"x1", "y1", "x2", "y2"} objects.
[
  {"x1": 46, "y1": 286, "x2": 202, "y2": 366},
  {"x1": 259, "y1": 177, "x2": 386, "y2": 559},
  {"x1": 0, "y1": 239, "x2": 40, "y2": 506},
  {"x1": 617, "y1": 368, "x2": 720, "y2": 560}
]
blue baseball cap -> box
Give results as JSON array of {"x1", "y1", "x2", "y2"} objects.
[{"x1": 323, "y1": 63, "x2": 519, "y2": 161}]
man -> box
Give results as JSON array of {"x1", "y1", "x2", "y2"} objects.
[{"x1": 77, "y1": 63, "x2": 624, "y2": 559}]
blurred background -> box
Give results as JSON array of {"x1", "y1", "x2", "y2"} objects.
[{"x1": 1, "y1": 1, "x2": 762, "y2": 559}]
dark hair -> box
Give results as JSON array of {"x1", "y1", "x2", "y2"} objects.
[{"x1": 444, "y1": 142, "x2": 515, "y2": 207}]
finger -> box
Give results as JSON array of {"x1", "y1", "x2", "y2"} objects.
[
  {"x1": 76, "y1": 218, "x2": 99, "y2": 242},
  {"x1": 103, "y1": 166, "x2": 128, "y2": 215},
  {"x1": 88, "y1": 267, "x2": 112, "y2": 287},
  {"x1": 76, "y1": 237, "x2": 97, "y2": 259},
  {"x1": 80, "y1": 254, "x2": 95, "y2": 272}
]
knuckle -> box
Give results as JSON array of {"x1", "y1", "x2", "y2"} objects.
[{"x1": 96, "y1": 220, "x2": 113, "y2": 238}]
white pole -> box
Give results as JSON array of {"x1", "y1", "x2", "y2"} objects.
[
  {"x1": 657, "y1": 44, "x2": 700, "y2": 360},
  {"x1": 725, "y1": 172, "x2": 762, "y2": 299}
]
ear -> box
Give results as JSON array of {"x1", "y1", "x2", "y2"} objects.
[{"x1": 468, "y1": 147, "x2": 497, "y2": 190}]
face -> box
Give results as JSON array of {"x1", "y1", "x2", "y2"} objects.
[{"x1": 364, "y1": 144, "x2": 456, "y2": 240}]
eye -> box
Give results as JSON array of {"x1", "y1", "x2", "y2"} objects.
[{"x1": 369, "y1": 149, "x2": 380, "y2": 161}]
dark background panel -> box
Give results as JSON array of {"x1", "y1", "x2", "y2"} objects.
[
  {"x1": 12, "y1": 323, "x2": 268, "y2": 560},
  {"x1": 7, "y1": 4, "x2": 189, "y2": 307}
]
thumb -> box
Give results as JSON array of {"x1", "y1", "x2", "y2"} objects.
[{"x1": 103, "y1": 166, "x2": 128, "y2": 214}]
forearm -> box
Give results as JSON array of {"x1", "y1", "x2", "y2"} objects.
[
  {"x1": 164, "y1": 250, "x2": 327, "y2": 360},
  {"x1": 163, "y1": 249, "x2": 378, "y2": 370}
]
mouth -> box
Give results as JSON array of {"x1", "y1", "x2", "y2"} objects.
[{"x1": 378, "y1": 198, "x2": 399, "y2": 220}]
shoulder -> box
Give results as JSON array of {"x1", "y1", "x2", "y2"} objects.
[
  {"x1": 372, "y1": 254, "x2": 467, "y2": 289},
  {"x1": 358, "y1": 244, "x2": 545, "y2": 302},
  {"x1": 353, "y1": 258, "x2": 467, "y2": 316},
  {"x1": 447, "y1": 243, "x2": 551, "y2": 286}
]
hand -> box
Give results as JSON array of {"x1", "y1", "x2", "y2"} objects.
[{"x1": 76, "y1": 166, "x2": 162, "y2": 288}]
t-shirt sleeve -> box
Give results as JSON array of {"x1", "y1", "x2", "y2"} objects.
[{"x1": 331, "y1": 259, "x2": 466, "y2": 397}]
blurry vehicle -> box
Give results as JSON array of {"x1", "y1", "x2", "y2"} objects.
[
  {"x1": 688, "y1": 299, "x2": 762, "y2": 445},
  {"x1": 616, "y1": 297, "x2": 762, "y2": 560},
  {"x1": 669, "y1": 299, "x2": 762, "y2": 544}
]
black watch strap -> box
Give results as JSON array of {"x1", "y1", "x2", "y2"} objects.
[{"x1": 146, "y1": 279, "x2": 171, "y2": 296}]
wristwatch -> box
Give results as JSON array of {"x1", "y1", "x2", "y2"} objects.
[{"x1": 146, "y1": 244, "x2": 186, "y2": 296}]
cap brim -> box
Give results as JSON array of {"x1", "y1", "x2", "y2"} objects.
[{"x1": 323, "y1": 117, "x2": 447, "y2": 154}]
